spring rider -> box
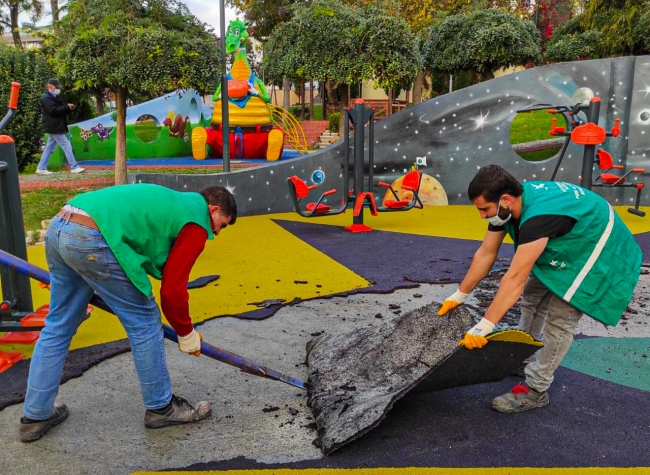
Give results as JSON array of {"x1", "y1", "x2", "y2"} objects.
[{"x1": 191, "y1": 19, "x2": 285, "y2": 161}]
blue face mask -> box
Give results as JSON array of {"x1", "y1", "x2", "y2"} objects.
[{"x1": 485, "y1": 199, "x2": 511, "y2": 226}]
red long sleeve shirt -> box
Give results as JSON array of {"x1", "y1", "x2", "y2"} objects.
[{"x1": 160, "y1": 222, "x2": 210, "y2": 337}]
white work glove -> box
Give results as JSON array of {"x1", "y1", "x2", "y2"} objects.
[
  {"x1": 248, "y1": 84, "x2": 259, "y2": 96},
  {"x1": 458, "y1": 318, "x2": 495, "y2": 350},
  {"x1": 177, "y1": 329, "x2": 202, "y2": 357},
  {"x1": 438, "y1": 289, "x2": 471, "y2": 316}
]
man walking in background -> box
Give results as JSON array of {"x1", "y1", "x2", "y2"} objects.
[{"x1": 36, "y1": 78, "x2": 85, "y2": 175}]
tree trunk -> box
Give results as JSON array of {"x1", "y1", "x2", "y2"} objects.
[
  {"x1": 9, "y1": 4, "x2": 22, "y2": 49},
  {"x1": 412, "y1": 71, "x2": 425, "y2": 105},
  {"x1": 115, "y1": 86, "x2": 128, "y2": 185},
  {"x1": 326, "y1": 80, "x2": 339, "y2": 107},
  {"x1": 50, "y1": 0, "x2": 59, "y2": 28},
  {"x1": 300, "y1": 79, "x2": 305, "y2": 121},
  {"x1": 322, "y1": 79, "x2": 327, "y2": 120},
  {"x1": 282, "y1": 77, "x2": 291, "y2": 110},
  {"x1": 309, "y1": 80, "x2": 314, "y2": 121},
  {"x1": 338, "y1": 83, "x2": 349, "y2": 133},
  {"x1": 96, "y1": 97, "x2": 105, "y2": 116}
]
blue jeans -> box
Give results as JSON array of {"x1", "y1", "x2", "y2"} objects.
[
  {"x1": 37, "y1": 134, "x2": 79, "y2": 170},
  {"x1": 23, "y1": 215, "x2": 171, "y2": 420}
]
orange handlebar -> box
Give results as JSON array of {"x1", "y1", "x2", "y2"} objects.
[
  {"x1": 632, "y1": 168, "x2": 646, "y2": 173},
  {"x1": 9, "y1": 82, "x2": 20, "y2": 109},
  {"x1": 307, "y1": 184, "x2": 317, "y2": 191},
  {"x1": 323, "y1": 189, "x2": 336, "y2": 196},
  {"x1": 611, "y1": 118, "x2": 621, "y2": 137},
  {"x1": 612, "y1": 165, "x2": 624, "y2": 170},
  {"x1": 378, "y1": 182, "x2": 390, "y2": 188}
]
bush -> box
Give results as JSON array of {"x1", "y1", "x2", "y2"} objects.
[
  {"x1": 289, "y1": 104, "x2": 310, "y2": 120},
  {"x1": 328, "y1": 112, "x2": 340, "y2": 133},
  {"x1": 0, "y1": 46, "x2": 54, "y2": 171},
  {"x1": 545, "y1": 30, "x2": 604, "y2": 62}
]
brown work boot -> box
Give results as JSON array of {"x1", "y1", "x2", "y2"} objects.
[
  {"x1": 491, "y1": 382, "x2": 550, "y2": 413},
  {"x1": 144, "y1": 394, "x2": 211, "y2": 429},
  {"x1": 19, "y1": 402, "x2": 69, "y2": 442}
]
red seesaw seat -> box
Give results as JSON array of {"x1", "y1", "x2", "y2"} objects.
[{"x1": 378, "y1": 170, "x2": 424, "y2": 210}]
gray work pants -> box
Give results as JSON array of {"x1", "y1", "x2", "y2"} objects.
[{"x1": 518, "y1": 275, "x2": 584, "y2": 392}]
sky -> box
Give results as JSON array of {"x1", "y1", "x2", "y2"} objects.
[{"x1": 19, "y1": 0, "x2": 240, "y2": 34}]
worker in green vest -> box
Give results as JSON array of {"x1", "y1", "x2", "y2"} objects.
[
  {"x1": 20, "y1": 184, "x2": 237, "y2": 442},
  {"x1": 438, "y1": 165, "x2": 641, "y2": 413}
]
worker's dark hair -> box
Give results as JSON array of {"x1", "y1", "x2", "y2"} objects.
[
  {"x1": 467, "y1": 164, "x2": 523, "y2": 203},
  {"x1": 199, "y1": 186, "x2": 237, "y2": 224}
]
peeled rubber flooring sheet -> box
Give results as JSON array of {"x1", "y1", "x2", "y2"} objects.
[{"x1": 306, "y1": 303, "x2": 542, "y2": 455}]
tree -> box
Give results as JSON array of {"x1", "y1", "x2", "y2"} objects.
[
  {"x1": 0, "y1": 0, "x2": 44, "y2": 47},
  {"x1": 48, "y1": 0, "x2": 223, "y2": 184},
  {"x1": 424, "y1": 9, "x2": 541, "y2": 81},
  {"x1": 0, "y1": 45, "x2": 53, "y2": 170},
  {"x1": 263, "y1": 0, "x2": 421, "y2": 126},
  {"x1": 545, "y1": 0, "x2": 650, "y2": 59}
]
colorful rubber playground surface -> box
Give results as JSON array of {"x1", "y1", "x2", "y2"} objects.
[{"x1": 0, "y1": 206, "x2": 649, "y2": 474}]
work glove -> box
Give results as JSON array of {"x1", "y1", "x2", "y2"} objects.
[
  {"x1": 438, "y1": 289, "x2": 471, "y2": 316},
  {"x1": 458, "y1": 318, "x2": 495, "y2": 350},
  {"x1": 178, "y1": 329, "x2": 203, "y2": 357}
]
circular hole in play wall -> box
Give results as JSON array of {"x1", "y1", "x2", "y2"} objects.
[
  {"x1": 189, "y1": 98, "x2": 200, "y2": 124},
  {"x1": 510, "y1": 109, "x2": 568, "y2": 163},
  {"x1": 134, "y1": 114, "x2": 162, "y2": 143},
  {"x1": 641, "y1": 111, "x2": 650, "y2": 122}
]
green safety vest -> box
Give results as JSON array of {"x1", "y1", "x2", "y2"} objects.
[
  {"x1": 69, "y1": 184, "x2": 213, "y2": 297},
  {"x1": 504, "y1": 181, "x2": 641, "y2": 326}
]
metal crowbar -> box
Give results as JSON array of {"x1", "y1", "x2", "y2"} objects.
[{"x1": 0, "y1": 249, "x2": 308, "y2": 390}]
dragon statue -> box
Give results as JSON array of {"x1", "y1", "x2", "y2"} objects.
[{"x1": 191, "y1": 18, "x2": 285, "y2": 161}]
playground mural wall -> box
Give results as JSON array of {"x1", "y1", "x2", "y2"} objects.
[
  {"x1": 49, "y1": 89, "x2": 211, "y2": 167},
  {"x1": 133, "y1": 56, "x2": 650, "y2": 216}
]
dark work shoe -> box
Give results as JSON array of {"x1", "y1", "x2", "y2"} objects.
[
  {"x1": 492, "y1": 382, "x2": 550, "y2": 413},
  {"x1": 19, "y1": 402, "x2": 69, "y2": 442},
  {"x1": 144, "y1": 394, "x2": 211, "y2": 429}
]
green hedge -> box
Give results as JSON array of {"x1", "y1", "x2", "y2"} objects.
[{"x1": 0, "y1": 46, "x2": 54, "y2": 171}]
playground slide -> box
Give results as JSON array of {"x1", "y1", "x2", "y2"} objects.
[{"x1": 48, "y1": 90, "x2": 212, "y2": 167}]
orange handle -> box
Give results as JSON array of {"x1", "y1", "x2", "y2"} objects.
[
  {"x1": 611, "y1": 118, "x2": 621, "y2": 137},
  {"x1": 547, "y1": 109, "x2": 558, "y2": 114},
  {"x1": 632, "y1": 168, "x2": 645, "y2": 173},
  {"x1": 378, "y1": 182, "x2": 390, "y2": 188},
  {"x1": 612, "y1": 165, "x2": 624, "y2": 170},
  {"x1": 307, "y1": 184, "x2": 317, "y2": 191},
  {"x1": 323, "y1": 189, "x2": 336, "y2": 196},
  {"x1": 9, "y1": 82, "x2": 20, "y2": 109}
]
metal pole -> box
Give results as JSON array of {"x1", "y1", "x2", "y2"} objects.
[
  {"x1": 580, "y1": 98, "x2": 601, "y2": 190},
  {"x1": 0, "y1": 82, "x2": 32, "y2": 313},
  {"x1": 353, "y1": 101, "x2": 365, "y2": 226},
  {"x1": 219, "y1": 0, "x2": 230, "y2": 172}
]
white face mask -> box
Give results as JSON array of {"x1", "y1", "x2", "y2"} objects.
[
  {"x1": 53, "y1": 88, "x2": 61, "y2": 95},
  {"x1": 486, "y1": 199, "x2": 512, "y2": 226}
]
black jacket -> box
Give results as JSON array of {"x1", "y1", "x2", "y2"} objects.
[{"x1": 41, "y1": 92, "x2": 71, "y2": 134}]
